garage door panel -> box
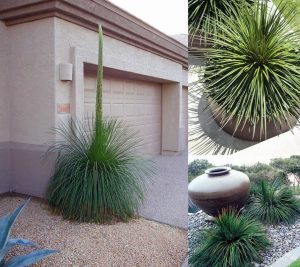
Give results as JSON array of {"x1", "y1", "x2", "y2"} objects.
[{"x1": 84, "y1": 74, "x2": 162, "y2": 155}]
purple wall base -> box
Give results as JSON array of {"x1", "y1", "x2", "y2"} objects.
[
  {"x1": 0, "y1": 142, "x2": 55, "y2": 198},
  {"x1": 0, "y1": 143, "x2": 11, "y2": 194}
]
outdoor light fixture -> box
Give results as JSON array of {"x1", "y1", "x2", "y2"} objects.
[{"x1": 59, "y1": 63, "x2": 73, "y2": 81}]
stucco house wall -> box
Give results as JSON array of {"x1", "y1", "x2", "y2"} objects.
[
  {"x1": 0, "y1": 21, "x2": 10, "y2": 193},
  {"x1": 6, "y1": 18, "x2": 56, "y2": 196},
  {"x1": 0, "y1": 0, "x2": 188, "y2": 198}
]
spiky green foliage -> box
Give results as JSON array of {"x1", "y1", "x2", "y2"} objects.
[
  {"x1": 47, "y1": 25, "x2": 154, "y2": 222},
  {"x1": 273, "y1": 0, "x2": 300, "y2": 31},
  {"x1": 197, "y1": 1, "x2": 300, "y2": 139},
  {"x1": 189, "y1": 209, "x2": 270, "y2": 267},
  {"x1": 188, "y1": 0, "x2": 253, "y2": 41},
  {"x1": 0, "y1": 200, "x2": 58, "y2": 266},
  {"x1": 247, "y1": 180, "x2": 300, "y2": 224},
  {"x1": 47, "y1": 118, "x2": 153, "y2": 222}
]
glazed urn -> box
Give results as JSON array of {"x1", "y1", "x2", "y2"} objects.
[{"x1": 188, "y1": 167, "x2": 250, "y2": 217}]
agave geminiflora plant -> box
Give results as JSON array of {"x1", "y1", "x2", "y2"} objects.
[
  {"x1": 188, "y1": 0, "x2": 253, "y2": 43},
  {"x1": 0, "y1": 199, "x2": 57, "y2": 266},
  {"x1": 47, "y1": 25, "x2": 154, "y2": 222},
  {"x1": 189, "y1": 209, "x2": 270, "y2": 267},
  {"x1": 196, "y1": 1, "x2": 300, "y2": 140}
]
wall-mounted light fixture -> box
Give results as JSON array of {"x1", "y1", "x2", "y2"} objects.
[{"x1": 59, "y1": 63, "x2": 73, "y2": 81}]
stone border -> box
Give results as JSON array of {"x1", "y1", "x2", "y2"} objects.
[{"x1": 269, "y1": 246, "x2": 300, "y2": 267}]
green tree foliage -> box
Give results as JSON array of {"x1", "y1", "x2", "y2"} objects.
[{"x1": 188, "y1": 159, "x2": 213, "y2": 181}]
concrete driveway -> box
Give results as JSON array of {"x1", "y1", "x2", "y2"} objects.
[{"x1": 139, "y1": 152, "x2": 188, "y2": 229}]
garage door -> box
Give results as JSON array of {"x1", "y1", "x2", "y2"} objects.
[{"x1": 84, "y1": 74, "x2": 162, "y2": 155}]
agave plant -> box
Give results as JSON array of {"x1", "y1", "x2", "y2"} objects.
[
  {"x1": 189, "y1": 209, "x2": 270, "y2": 267},
  {"x1": 0, "y1": 199, "x2": 57, "y2": 267},
  {"x1": 188, "y1": 0, "x2": 253, "y2": 43},
  {"x1": 247, "y1": 180, "x2": 300, "y2": 224},
  {"x1": 46, "y1": 25, "x2": 154, "y2": 222},
  {"x1": 196, "y1": 1, "x2": 300, "y2": 140}
]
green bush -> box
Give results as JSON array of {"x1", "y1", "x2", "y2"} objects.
[
  {"x1": 247, "y1": 180, "x2": 300, "y2": 224},
  {"x1": 189, "y1": 209, "x2": 270, "y2": 267},
  {"x1": 188, "y1": 0, "x2": 253, "y2": 41},
  {"x1": 198, "y1": 1, "x2": 300, "y2": 139},
  {"x1": 47, "y1": 25, "x2": 154, "y2": 223},
  {"x1": 230, "y1": 163, "x2": 286, "y2": 185},
  {"x1": 271, "y1": 156, "x2": 300, "y2": 177},
  {"x1": 47, "y1": 118, "x2": 153, "y2": 222},
  {"x1": 188, "y1": 159, "x2": 213, "y2": 181}
]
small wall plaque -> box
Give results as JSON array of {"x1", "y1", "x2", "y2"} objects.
[{"x1": 57, "y1": 103, "x2": 71, "y2": 114}]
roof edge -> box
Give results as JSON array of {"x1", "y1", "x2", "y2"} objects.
[{"x1": 0, "y1": 0, "x2": 188, "y2": 68}]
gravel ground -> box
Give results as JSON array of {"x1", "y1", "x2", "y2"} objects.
[
  {"x1": 188, "y1": 210, "x2": 300, "y2": 267},
  {"x1": 1, "y1": 196, "x2": 187, "y2": 267}
]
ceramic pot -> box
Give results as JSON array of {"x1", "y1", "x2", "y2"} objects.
[
  {"x1": 188, "y1": 167, "x2": 250, "y2": 217},
  {"x1": 209, "y1": 99, "x2": 298, "y2": 141}
]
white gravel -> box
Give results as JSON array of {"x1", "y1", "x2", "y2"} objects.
[
  {"x1": 188, "y1": 210, "x2": 300, "y2": 267},
  {"x1": 1, "y1": 196, "x2": 187, "y2": 267}
]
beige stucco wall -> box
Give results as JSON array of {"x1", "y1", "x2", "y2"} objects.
[
  {"x1": 54, "y1": 18, "x2": 187, "y2": 153},
  {"x1": 8, "y1": 18, "x2": 56, "y2": 145},
  {"x1": 53, "y1": 17, "x2": 184, "y2": 107},
  {"x1": 0, "y1": 16, "x2": 187, "y2": 196},
  {"x1": 0, "y1": 21, "x2": 11, "y2": 193},
  {"x1": 0, "y1": 21, "x2": 9, "y2": 143}
]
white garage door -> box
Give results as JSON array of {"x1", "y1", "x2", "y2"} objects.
[{"x1": 84, "y1": 74, "x2": 162, "y2": 155}]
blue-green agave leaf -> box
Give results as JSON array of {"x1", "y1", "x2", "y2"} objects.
[
  {"x1": 6, "y1": 239, "x2": 37, "y2": 248},
  {"x1": 0, "y1": 238, "x2": 37, "y2": 262},
  {"x1": 3, "y1": 249, "x2": 58, "y2": 267},
  {"x1": 0, "y1": 199, "x2": 30, "y2": 260}
]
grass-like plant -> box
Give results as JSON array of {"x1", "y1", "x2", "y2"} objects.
[
  {"x1": 47, "y1": 25, "x2": 154, "y2": 222},
  {"x1": 188, "y1": 0, "x2": 253, "y2": 42},
  {"x1": 47, "y1": 118, "x2": 153, "y2": 222},
  {"x1": 247, "y1": 180, "x2": 300, "y2": 224},
  {"x1": 189, "y1": 209, "x2": 270, "y2": 267},
  {"x1": 198, "y1": 1, "x2": 300, "y2": 139}
]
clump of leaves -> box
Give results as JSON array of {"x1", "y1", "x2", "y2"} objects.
[
  {"x1": 198, "y1": 1, "x2": 300, "y2": 139},
  {"x1": 47, "y1": 117, "x2": 154, "y2": 223},
  {"x1": 188, "y1": 0, "x2": 253, "y2": 42},
  {"x1": 47, "y1": 25, "x2": 154, "y2": 223},
  {"x1": 189, "y1": 209, "x2": 270, "y2": 267},
  {"x1": 230, "y1": 163, "x2": 287, "y2": 185},
  {"x1": 247, "y1": 180, "x2": 300, "y2": 224}
]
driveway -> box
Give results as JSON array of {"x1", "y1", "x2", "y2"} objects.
[{"x1": 139, "y1": 152, "x2": 188, "y2": 229}]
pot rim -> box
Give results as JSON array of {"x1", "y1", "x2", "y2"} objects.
[{"x1": 205, "y1": 166, "x2": 231, "y2": 176}]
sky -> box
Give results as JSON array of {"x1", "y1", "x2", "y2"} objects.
[
  {"x1": 189, "y1": 127, "x2": 300, "y2": 166},
  {"x1": 108, "y1": 0, "x2": 188, "y2": 35}
]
